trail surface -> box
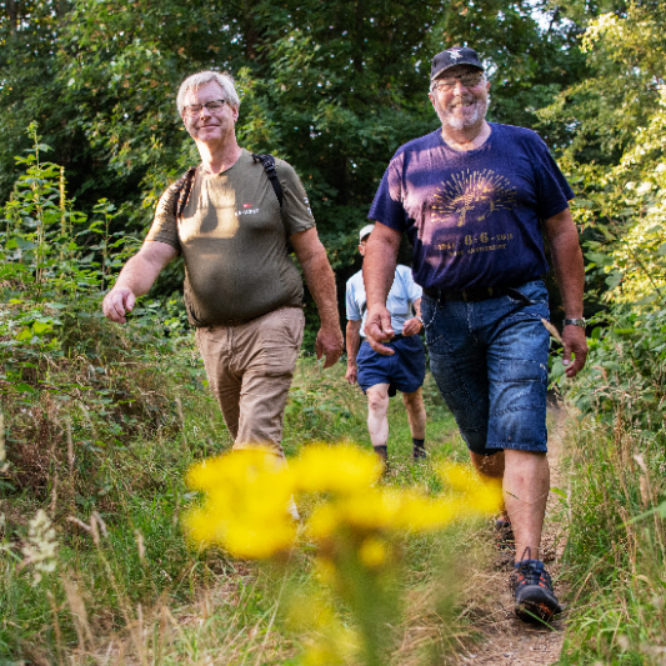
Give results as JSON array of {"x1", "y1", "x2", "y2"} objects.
[{"x1": 453, "y1": 402, "x2": 569, "y2": 666}]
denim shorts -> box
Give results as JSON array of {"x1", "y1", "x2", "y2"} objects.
[
  {"x1": 421, "y1": 280, "x2": 550, "y2": 455},
  {"x1": 357, "y1": 335, "x2": 426, "y2": 396}
]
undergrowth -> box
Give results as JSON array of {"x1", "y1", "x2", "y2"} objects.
[{"x1": 559, "y1": 387, "x2": 666, "y2": 664}]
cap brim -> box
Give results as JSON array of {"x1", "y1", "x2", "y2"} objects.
[{"x1": 431, "y1": 62, "x2": 484, "y2": 81}]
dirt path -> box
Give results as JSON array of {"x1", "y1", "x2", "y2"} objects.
[{"x1": 453, "y1": 402, "x2": 569, "y2": 666}]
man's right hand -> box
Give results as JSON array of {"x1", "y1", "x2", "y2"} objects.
[
  {"x1": 315, "y1": 324, "x2": 344, "y2": 369},
  {"x1": 345, "y1": 364, "x2": 357, "y2": 385},
  {"x1": 364, "y1": 305, "x2": 395, "y2": 356},
  {"x1": 102, "y1": 287, "x2": 136, "y2": 324}
]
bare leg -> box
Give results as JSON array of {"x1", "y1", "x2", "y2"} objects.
[
  {"x1": 472, "y1": 449, "x2": 549, "y2": 561},
  {"x1": 401, "y1": 388, "x2": 426, "y2": 439},
  {"x1": 503, "y1": 450, "x2": 549, "y2": 563},
  {"x1": 366, "y1": 384, "x2": 390, "y2": 448}
]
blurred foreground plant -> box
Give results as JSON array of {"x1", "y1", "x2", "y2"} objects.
[{"x1": 184, "y1": 444, "x2": 501, "y2": 666}]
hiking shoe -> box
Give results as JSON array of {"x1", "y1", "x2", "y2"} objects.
[
  {"x1": 495, "y1": 519, "x2": 515, "y2": 551},
  {"x1": 412, "y1": 446, "x2": 427, "y2": 460},
  {"x1": 512, "y1": 558, "x2": 562, "y2": 624}
]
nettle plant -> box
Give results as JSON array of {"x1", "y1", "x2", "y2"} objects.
[
  {"x1": 0, "y1": 123, "x2": 142, "y2": 392},
  {"x1": 0, "y1": 124, "x2": 188, "y2": 496}
]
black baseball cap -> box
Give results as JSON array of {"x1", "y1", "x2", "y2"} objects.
[{"x1": 430, "y1": 47, "x2": 484, "y2": 81}]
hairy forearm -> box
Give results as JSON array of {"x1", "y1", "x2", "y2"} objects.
[
  {"x1": 346, "y1": 321, "x2": 362, "y2": 365},
  {"x1": 363, "y1": 226, "x2": 401, "y2": 309},
  {"x1": 545, "y1": 214, "x2": 585, "y2": 317},
  {"x1": 300, "y1": 248, "x2": 340, "y2": 328},
  {"x1": 112, "y1": 243, "x2": 176, "y2": 297}
]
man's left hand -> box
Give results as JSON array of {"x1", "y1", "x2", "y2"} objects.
[
  {"x1": 402, "y1": 317, "x2": 422, "y2": 337},
  {"x1": 316, "y1": 325, "x2": 344, "y2": 369},
  {"x1": 562, "y1": 325, "x2": 588, "y2": 378}
]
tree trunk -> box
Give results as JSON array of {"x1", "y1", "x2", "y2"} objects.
[{"x1": 6, "y1": 0, "x2": 18, "y2": 36}]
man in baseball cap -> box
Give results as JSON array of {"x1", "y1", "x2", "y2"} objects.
[
  {"x1": 364, "y1": 44, "x2": 587, "y2": 623},
  {"x1": 345, "y1": 224, "x2": 427, "y2": 466}
]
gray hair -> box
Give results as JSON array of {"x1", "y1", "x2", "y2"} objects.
[{"x1": 177, "y1": 71, "x2": 241, "y2": 115}]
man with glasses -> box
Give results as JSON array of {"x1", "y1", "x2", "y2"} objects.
[
  {"x1": 103, "y1": 70, "x2": 343, "y2": 458},
  {"x1": 363, "y1": 47, "x2": 587, "y2": 623},
  {"x1": 345, "y1": 224, "x2": 426, "y2": 466}
]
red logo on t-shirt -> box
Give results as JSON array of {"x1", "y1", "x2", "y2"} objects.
[{"x1": 243, "y1": 203, "x2": 254, "y2": 208}]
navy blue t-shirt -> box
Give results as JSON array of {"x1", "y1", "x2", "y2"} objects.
[{"x1": 368, "y1": 123, "x2": 574, "y2": 292}]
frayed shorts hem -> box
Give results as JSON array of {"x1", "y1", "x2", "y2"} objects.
[{"x1": 470, "y1": 441, "x2": 548, "y2": 456}]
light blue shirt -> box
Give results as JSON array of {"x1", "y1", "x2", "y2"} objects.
[{"x1": 346, "y1": 264, "x2": 422, "y2": 338}]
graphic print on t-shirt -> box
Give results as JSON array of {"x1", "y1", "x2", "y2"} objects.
[
  {"x1": 368, "y1": 124, "x2": 575, "y2": 292},
  {"x1": 432, "y1": 168, "x2": 517, "y2": 228}
]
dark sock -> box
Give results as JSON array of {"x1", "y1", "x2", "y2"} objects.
[
  {"x1": 412, "y1": 438, "x2": 426, "y2": 458},
  {"x1": 374, "y1": 445, "x2": 388, "y2": 461}
]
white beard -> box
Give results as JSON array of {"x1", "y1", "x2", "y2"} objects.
[{"x1": 441, "y1": 94, "x2": 490, "y2": 131}]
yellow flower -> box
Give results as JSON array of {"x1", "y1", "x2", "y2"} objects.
[
  {"x1": 182, "y1": 446, "x2": 501, "y2": 561},
  {"x1": 292, "y1": 443, "x2": 382, "y2": 495},
  {"x1": 359, "y1": 537, "x2": 387, "y2": 568},
  {"x1": 307, "y1": 504, "x2": 340, "y2": 541},
  {"x1": 313, "y1": 557, "x2": 337, "y2": 586},
  {"x1": 437, "y1": 462, "x2": 503, "y2": 515},
  {"x1": 334, "y1": 488, "x2": 403, "y2": 531},
  {"x1": 224, "y1": 519, "x2": 296, "y2": 560},
  {"x1": 437, "y1": 462, "x2": 478, "y2": 492},
  {"x1": 183, "y1": 447, "x2": 297, "y2": 558},
  {"x1": 394, "y1": 490, "x2": 457, "y2": 532},
  {"x1": 298, "y1": 621, "x2": 359, "y2": 666},
  {"x1": 186, "y1": 447, "x2": 293, "y2": 492}
]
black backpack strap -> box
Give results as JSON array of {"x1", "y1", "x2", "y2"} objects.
[
  {"x1": 172, "y1": 165, "x2": 197, "y2": 218},
  {"x1": 252, "y1": 153, "x2": 284, "y2": 208}
]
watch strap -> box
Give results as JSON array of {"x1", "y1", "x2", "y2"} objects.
[{"x1": 564, "y1": 318, "x2": 586, "y2": 328}]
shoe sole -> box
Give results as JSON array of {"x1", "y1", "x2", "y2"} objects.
[{"x1": 515, "y1": 599, "x2": 562, "y2": 624}]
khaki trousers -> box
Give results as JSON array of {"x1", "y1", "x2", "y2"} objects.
[{"x1": 195, "y1": 307, "x2": 305, "y2": 457}]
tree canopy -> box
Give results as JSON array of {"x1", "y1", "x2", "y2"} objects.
[{"x1": 1, "y1": 0, "x2": 584, "y2": 269}]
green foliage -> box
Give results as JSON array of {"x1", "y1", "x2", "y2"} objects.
[
  {"x1": 0, "y1": 0, "x2": 585, "y2": 267},
  {"x1": 537, "y1": 3, "x2": 666, "y2": 431},
  {"x1": 559, "y1": 418, "x2": 666, "y2": 666},
  {"x1": 568, "y1": 306, "x2": 666, "y2": 434},
  {"x1": 0, "y1": 122, "x2": 138, "y2": 398}
]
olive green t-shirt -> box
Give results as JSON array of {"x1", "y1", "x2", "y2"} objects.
[{"x1": 146, "y1": 149, "x2": 315, "y2": 326}]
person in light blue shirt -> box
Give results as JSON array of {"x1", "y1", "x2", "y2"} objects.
[{"x1": 345, "y1": 224, "x2": 426, "y2": 464}]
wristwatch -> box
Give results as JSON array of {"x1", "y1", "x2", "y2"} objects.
[
  {"x1": 563, "y1": 318, "x2": 586, "y2": 328},
  {"x1": 416, "y1": 315, "x2": 423, "y2": 325}
]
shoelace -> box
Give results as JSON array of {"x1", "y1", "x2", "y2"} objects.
[
  {"x1": 514, "y1": 547, "x2": 554, "y2": 590},
  {"x1": 514, "y1": 559, "x2": 554, "y2": 590}
]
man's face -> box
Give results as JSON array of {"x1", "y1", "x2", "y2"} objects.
[
  {"x1": 181, "y1": 80, "x2": 239, "y2": 145},
  {"x1": 428, "y1": 65, "x2": 490, "y2": 132}
]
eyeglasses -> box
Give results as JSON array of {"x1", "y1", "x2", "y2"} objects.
[
  {"x1": 183, "y1": 99, "x2": 229, "y2": 116},
  {"x1": 433, "y1": 73, "x2": 484, "y2": 92}
]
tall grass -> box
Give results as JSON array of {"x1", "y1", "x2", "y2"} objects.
[
  {"x1": 1, "y1": 333, "x2": 489, "y2": 665},
  {"x1": 559, "y1": 415, "x2": 666, "y2": 665}
]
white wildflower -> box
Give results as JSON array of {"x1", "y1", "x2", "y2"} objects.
[{"x1": 22, "y1": 509, "x2": 59, "y2": 585}]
